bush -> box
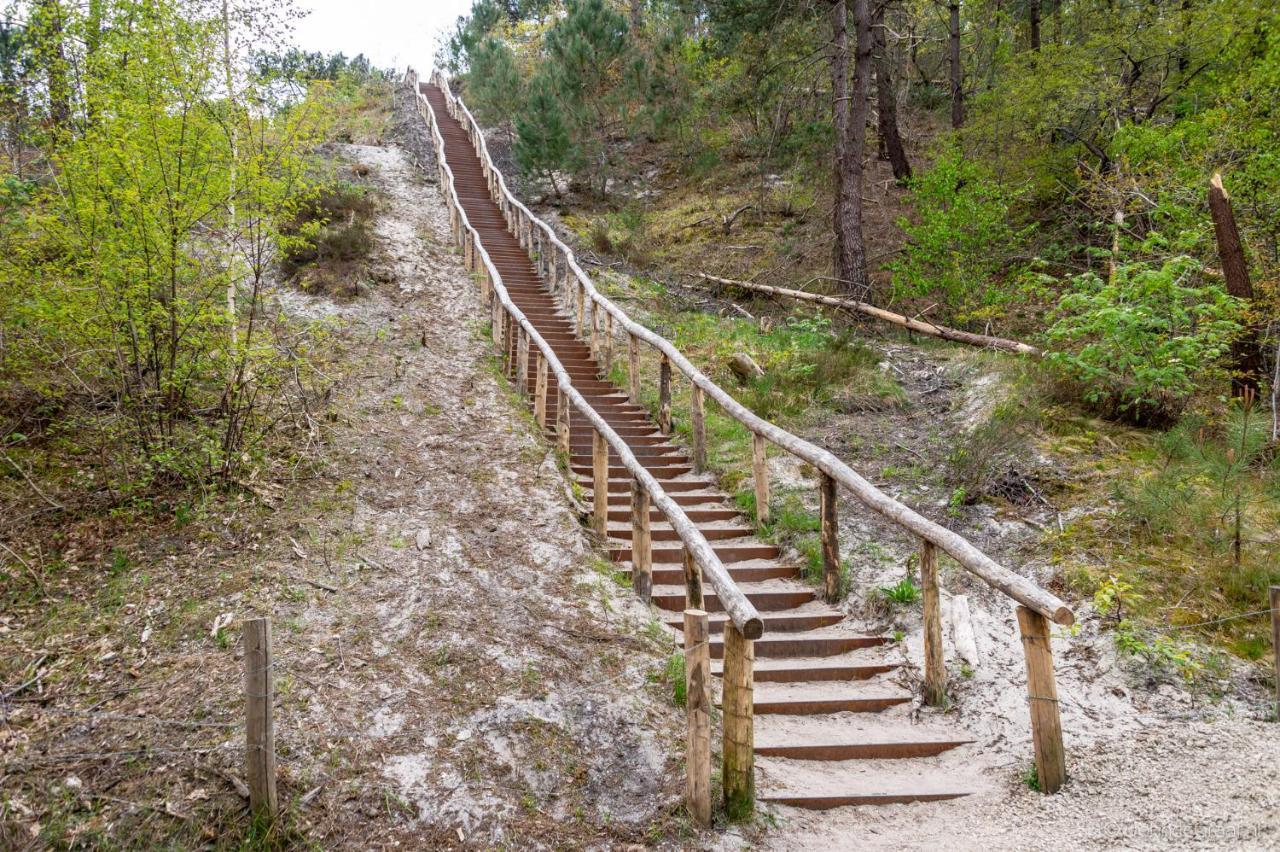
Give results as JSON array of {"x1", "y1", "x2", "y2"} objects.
[
  {"x1": 1044, "y1": 256, "x2": 1243, "y2": 425},
  {"x1": 890, "y1": 143, "x2": 1031, "y2": 322}
]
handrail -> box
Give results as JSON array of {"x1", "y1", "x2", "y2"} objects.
[
  {"x1": 427, "y1": 69, "x2": 1072, "y2": 628},
  {"x1": 405, "y1": 69, "x2": 763, "y2": 640}
]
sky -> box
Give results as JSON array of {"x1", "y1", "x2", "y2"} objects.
[{"x1": 291, "y1": 0, "x2": 474, "y2": 73}]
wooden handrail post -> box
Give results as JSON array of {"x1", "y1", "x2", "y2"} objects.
[
  {"x1": 627, "y1": 334, "x2": 640, "y2": 404},
  {"x1": 820, "y1": 472, "x2": 841, "y2": 602},
  {"x1": 921, "y1": 540, "x2": 947, "y2": 706},
  {"x1": 243, "y1": 618, "x2": 277, "y2": 820},
  {"x1": 491, "y1": 299, "x2": 502, "y2": 348},
  {"x1": 589, "y1": 301, "x2": 600, "y2": 366},
  {"x1": 658, "y1": 355, "x2": 672, "y2": 434},
  {"x1": 516, "y1": 327, "x2": 530, "y2": 395},
  {"x1": 682, "y1": 547, "x2": 704, "y2": 611},
  {"x1": 630, "y1": 479, "x2": 652, "y2": 602},
  {"x1": 690, "y1": 384, "x2": 706, "y2": 473},
  {"x1": 604, "y1": 312, "x2": 615, "y2": 375},
  {"x1": 684, "y1": 608, "x2": 712, "y2": 827},
  {"x1": 533, "y1": 351, "x2": 548, "y2": 427},
  {"x1": 575, "y1": 281, "x2": 585, "y2": 338},
  {"x1": 464, "y1": 231, "x2": 473, "y2": 270},
  {"x1": 752, "y1": 433, "x2": 770, "y2": 525},
  {"x1": 592, "y1": 428, "x2": 608, "y2": 538},
  {"x1": 1017, "y1": 606, "x2": 1066, "y2": 794},
  {"x1": 721, "y1": 622, "x2": 755, "y2": 821},
  {"x1": 556, "y1": 388, "x2": 571, "y2": 456}
]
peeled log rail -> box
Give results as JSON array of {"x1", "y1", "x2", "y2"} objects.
[{"x1": 698, "y1": 273, "x2": 1043, "y2": 358}]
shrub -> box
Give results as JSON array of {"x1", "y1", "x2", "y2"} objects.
[
  {"x1": 890, "y1": 143, "x2": 1031, "y2": 322},
  {"x1": 1044, "y1": 256, "x2": 1243, "y2": 425}
]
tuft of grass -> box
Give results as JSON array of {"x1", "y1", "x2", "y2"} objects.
[
  {"x1": 663, "y1": 652, "x2": 686, "y2": 708},
  {"x1": 879, "y1": 577, "x2": 922, "y2": 605}
]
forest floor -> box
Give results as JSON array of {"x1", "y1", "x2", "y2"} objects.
[{"x1": 0, "y1": 101, "x2": 690, "y2": 849}]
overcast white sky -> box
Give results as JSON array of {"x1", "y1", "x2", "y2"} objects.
[{"x1": 292, "y1": 0, "x2": 474, "y2": 72}]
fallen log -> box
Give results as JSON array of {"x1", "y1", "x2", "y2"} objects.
[
  {"x1": 698, "y1": 273, "x2": 1043, "y2": 357},
  {"x1": 729, "y1": 353, "x2": 764, "y2": 383}
]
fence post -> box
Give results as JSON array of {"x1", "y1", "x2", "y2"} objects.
[
  {"x1": 658, "y1": 355, "x2": 672, "y2": 434},
  {"x1": 690, "y1": 384, "x2": 706, "y2": 473},
  {"x1": 752, "y1": 433, "x2": 770, "y2": 525},
  {"x1": 575, "y1": 282, "x2": 585, "y2": 339},
  {"x1": 589, "y1": 301, "x2": 600, "y2": 367},
  {"x1": 516, "y1": 327, "x2": 529, "y2": 395},
  {"x1": 630, "y1": 479, "x2": 652, "y2": 602},
  {"x1": 556, "y1": 388, "x2": 571, "y2": 456},
  {"x1": 722, "y1": 623, "x2": 755, "y2": 821},
  {"x1": 604, "y1": 312, "x2": 615, "y2": 375},
  {"x1": 682, "y1": 547, "x2": 704, "y2": 611},
  {"x1": 684, "y1": 609, "x2": 711, "y2": 827},
  {"x1": 1271, "y1": 586, "x2": 1279, "y2": 721},
  {"x1": 628, "y1": 334, "x2": 640, "y2": 404},
  {"x1": 243, "y1": 618, "x2": 277, "y2": 821},
  {"x1": 820, "y1": 472, "x2": 840, "y2": 602},
  {"x1": 534, "y1": 351, "x2": 548, "y2": 428},
  {"x1": 920, "y1": 540, "x2": 946, "y2": 706},
  {"x1": 1017, "y1": 605, "x2": 1066, "y2": 794},
  {"x1": 592, "y1": 428, "x2": 608, "y2": 538}
]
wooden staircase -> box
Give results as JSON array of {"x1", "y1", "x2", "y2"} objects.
[{"x1": 423, "y1": 81, "x2": 982, "y2": 809}]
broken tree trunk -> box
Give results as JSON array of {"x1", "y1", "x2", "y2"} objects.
[
  {"x1": 729, "y1": 353, "x2": 765, "y2": 383},
  {"x1": 700, "y1": 274, "x2": 1042, "y2": 357},
  {"x1": 1208, "y1": 172, "x2": 1263, "y2": 397}
]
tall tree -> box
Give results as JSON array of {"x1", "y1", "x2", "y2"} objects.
[
  {"x1": 948, "y1": 0, "x2": 963, "y2": 127},
  {"x1": 873, "y1": 1, "x2": 911, "y2": 182},
  {"x1": 831, "y1": 0, "x2": 873, "y2": 299}
]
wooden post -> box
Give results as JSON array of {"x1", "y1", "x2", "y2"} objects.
[
  {"x1": 684, "y1": 609, "x2": 711, "y2": 827},
  {"x1": 630, "y1": 479, "x2": 652, "y2": 602},
  {"x1": 604, "y1": 312, "x2": 615, "y2": 375},
  {"x1": 682, "y1": 547, "x2": 704, "y2": 611},
  {"x1": 690, "y1": 384, "x2": 706, "y2": 473},
  {"x1": 628, "y1": 334, "x2": 640, "y2": 404},
  {"x1": 920, "y1": 540, "x2": 946, "y2": 706},
  {"x1": 752, "y1": 433, "x2": 770, "y2": 525},
  {"x1": 592, "y1": 428, "x2": 608, "y2": 538},
  {"x1": 1271, "y1": 586, "x2": 1280, "y2": 722},
  {"x1": 589, "y1": 301, "x2": 600, "y2": 366},
  {"x1": 658, "y1": 355, "x2": 672, "y2": 434},
  {"x1": 721, "y1": 623, "x2": 755, "y2": 821},
  {"x1": 533, "y1": 351, "x2": 548, "y2": 428},
  {"x1": 556, "y1": 388, "x2": 571, "y2": 456},
  {"x1": 516, "y1": 327, "x2": 529, "y2": 395},
  {"x1": 1208, "y1": 173, "x2": 1263, "y2": 396},
  {"x1": 491, "y1": 300, "x2": 502, "y2": 348},
  {"x1": 1017, "y1": 606, "x2": 1066, "y2": 794},
  {"x1": 575, "y1": 282, "x2": 585, "y2": 338},
  {"x1": 243, "y1": 618, "x2": 277, "y2": 820},
  {"x1": 820, "y1": 472, "x2": 840, "y2": 602}
]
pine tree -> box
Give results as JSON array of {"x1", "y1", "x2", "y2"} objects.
[{"x1": 514, "y1": 73, "x2": 574, "y2": 196}]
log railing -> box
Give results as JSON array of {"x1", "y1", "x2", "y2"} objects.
[
  {"x1": 406, "y1": 69, "x2": 762, "y2": 819},
  {"x1": 414, "y1": 65, "x2": 1075, "y2": 801}
]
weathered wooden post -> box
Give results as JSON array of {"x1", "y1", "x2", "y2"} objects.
[
  {"x1": 1271, "y1": 586, "x2": 1279, "y2": 721},
  {"x1": 658, "y1": 355, "x2": 672, "y2": 434},
  {"x1": 682, "y1": 548, "x2": 704, "y2": 611},
  {"x1": 1017, "y1": 606, "x2": 1066, "y2": 793},
  {"x1": 684, "y1": 609, "x2": 711, "y2": 827},
  {"x1": 752, "y1": 433, "x2": 770, "y2": 525},
  {"x1": 820, "y1": 472, "x2": 840, "y2": 602},
  {"x1": 243, "y1": 618, "x2": 277, "y2": 821},
  {"x1": 920, "y1": 540, "x2": 946, "y2": 706},
  {"x1": 604, "y1": 312, "x2": 615, "y2": 375},
  {"x1": 589, "y1": 301, "x2": 600, "y2": 366},
  {"x1": 630, "y1": 480, "x2": 652, "y2": 602},
  {"x1": 556, "y1": 388, "x2": 571, "y2": 456},
  {"x1": 516, "y1": 326, "x2": 530, "y2": 395},
  {"x1": 690, "y1": 384, "x2": 706, "y2": 473},
  {"x1": 575, "y1": 282, "x2": 585, "y2": 339},
  {"x1": 533, "y1": 351, "x2": 548, "y2": 427},
  {"x1": 628, "y1": 334, "x2": 641, "y2": 404},
  {"x1": 592, "y1": 429, "x2": 608, "y2": 538},
  {"x1": 491, "y1": 299, "x2": 502, "y2": 348},
  {"x1": 721, "y1": 623, "x2": 755, "y2": 821}
]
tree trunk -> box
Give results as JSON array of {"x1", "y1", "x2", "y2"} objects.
[
  {"x1": 948, "y1": 1, "x2": 963, "y2": 128},
  {"x1": 1208, "y1": 172, "x2": 1263, "y2": 397},
  {"x1": 830, "y1": 0, "x2": 853, "y2": 292},
  {"x1": 846, "y1": 0, "x2": 873, "y2": 300},
  {"x1": 1029, "y1": 0, "x2": 1041, "y2": 51},
  {"x1": 873, "y1": 4, "x2": 911, "y2": 182}
]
